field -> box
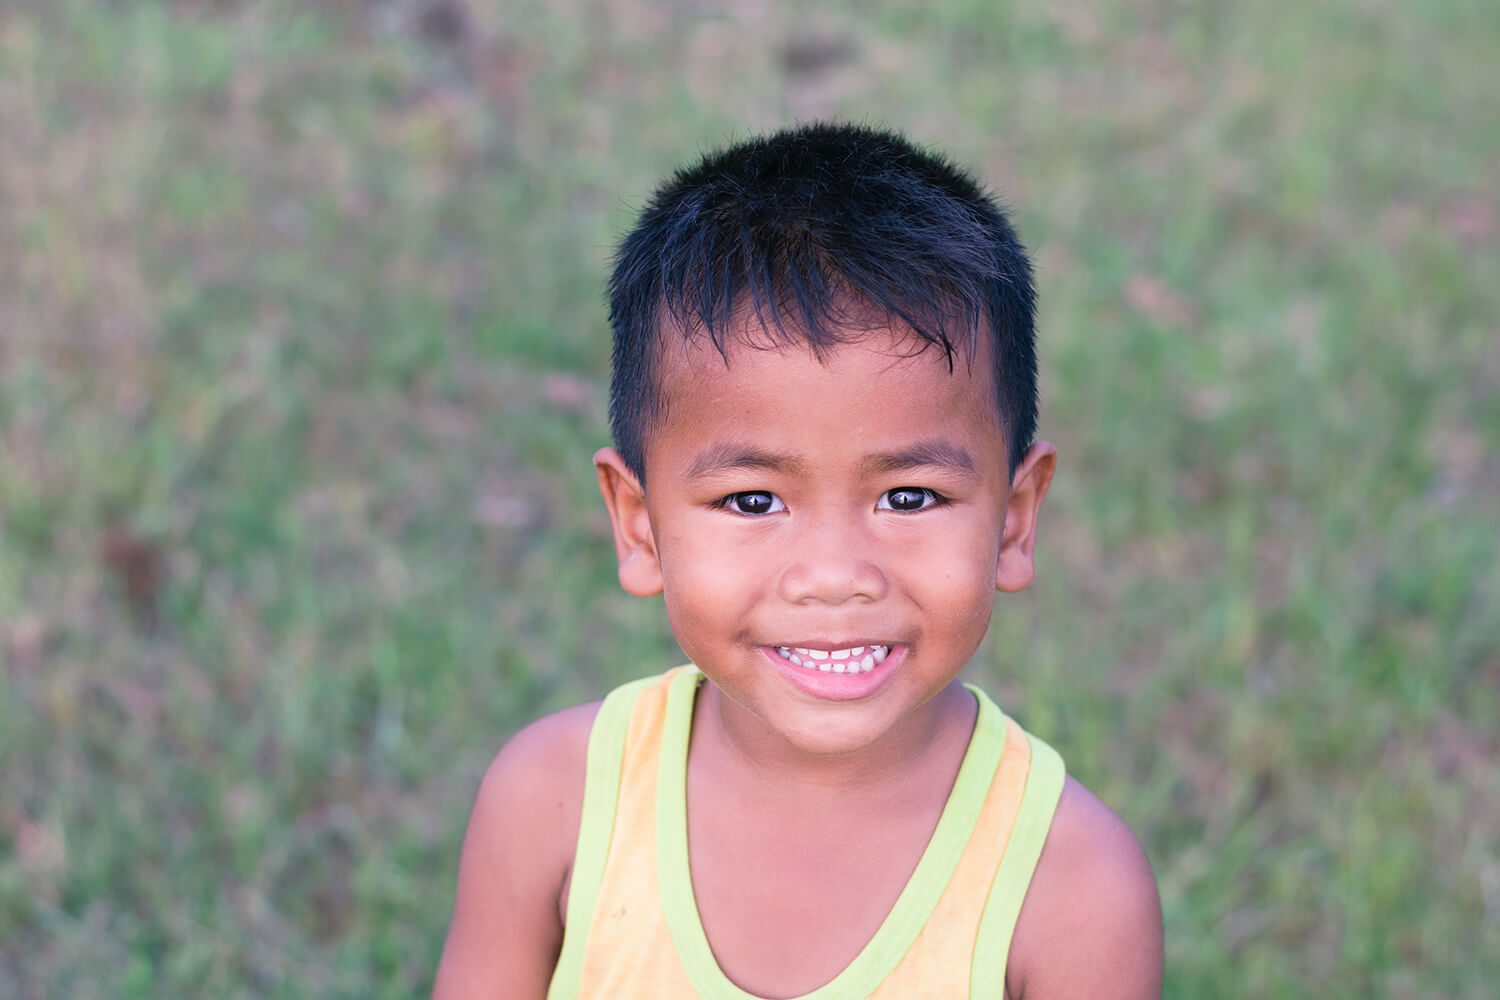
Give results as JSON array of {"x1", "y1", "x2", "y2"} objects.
[{"x1": 1, "y1": 0, "x2": 1496, "y2": 996}]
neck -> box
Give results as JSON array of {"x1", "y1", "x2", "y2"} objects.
[{"x1": 692, "y1": 679, "x2": 978, "y2": 799}]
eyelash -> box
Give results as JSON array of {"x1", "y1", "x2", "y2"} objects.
[
  {"x1": 878, "y1": 487, "x2": 949, "y2": 512},
  {"x1": 711, "y1": 491, "x2": 786, "y2": 516},
  {"x1": 712, "y1": 488, "x2": 949, "y2": 516}
]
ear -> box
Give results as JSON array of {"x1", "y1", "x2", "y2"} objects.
[
  {"x1": 995, "y1": 441, "x2": 1057, "y2": 593},
  {"x1": 594, "y1": 447, "x2": 663, "y2": 597}
]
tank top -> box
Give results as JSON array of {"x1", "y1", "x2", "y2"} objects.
[{"x1": 547, "y1": 666, "x2": 1065, "y2": 999}]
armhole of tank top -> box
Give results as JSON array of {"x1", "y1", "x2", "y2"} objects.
[
  {"x1": 969, "y1": 731, "x2": 1065, "y2": 999},
  {"x1": 547, "y1": 675, "x2": 656, "y2": 1000}
]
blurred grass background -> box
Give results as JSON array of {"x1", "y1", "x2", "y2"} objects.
[{"x1": 1, "y1": 0, "x2": 1496, "y2": 996}]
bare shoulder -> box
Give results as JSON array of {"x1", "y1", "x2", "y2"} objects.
[
  {"x1": 432, "y1": 701, "x2": 602, "y2": 1000},
  {"x1": 468, "y1": 700, "x2": 602, "y2": 869},
  {"x1": 1006, "y1": 776, "x2": 1163, "y2": 1000}
]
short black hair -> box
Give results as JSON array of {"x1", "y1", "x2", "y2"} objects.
[{"x1": 607, "y1": 121, "x2": 1037, "y2": 484}]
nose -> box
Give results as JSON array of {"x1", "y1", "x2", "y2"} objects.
[{"x1": 777, "y1": 518, "x2": 888, "y2": 605}]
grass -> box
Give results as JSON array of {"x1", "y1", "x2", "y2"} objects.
[{"x1": 1, "y1": 0, "x2": 1496, "y2": 996}]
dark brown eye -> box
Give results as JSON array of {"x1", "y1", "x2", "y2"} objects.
[
  {"x1": 879, "y1": 488, "x2": 938, "y2": 511},
  {"x1": 726, "y1": 491, "x2": 784, "y2": 515}
]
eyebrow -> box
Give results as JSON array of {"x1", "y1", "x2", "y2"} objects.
[
  {"x1": 860, "y1": 440, "x2": 978, "y2": 476},
  {"x1": 685, "y1": 439, "x2": 978, "y2": 480},
  {"x1": 686, "y1": 443, "x2": 810, "y2": 479}
]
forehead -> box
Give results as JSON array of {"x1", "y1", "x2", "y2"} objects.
[{"x1": 645, "y1": 320, "x2": 1003, "y2": 477}]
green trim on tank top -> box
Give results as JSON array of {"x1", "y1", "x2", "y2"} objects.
[
  {"x1": 547, "y1": 674, "x2": 659, "y2": 1000},
  {"x1": 968, "y1": 731, "x2": 1065, "y2": 996}
]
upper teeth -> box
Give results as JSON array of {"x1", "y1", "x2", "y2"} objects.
[{"x1": 776, "y1": 645, "x2": 889, "y2": 674}]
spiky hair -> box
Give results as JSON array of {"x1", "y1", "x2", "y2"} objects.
[{"x1": 607, "y1": 122, "x2": 1037, "y2": 483}]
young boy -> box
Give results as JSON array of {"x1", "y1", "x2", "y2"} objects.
[{"x1": 434, "y1": 123, "x2": 1163, "y2": 999}]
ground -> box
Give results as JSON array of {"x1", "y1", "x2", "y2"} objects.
[{"x1": 0, "y1": 0, "x2": 1497, "y2": 997}]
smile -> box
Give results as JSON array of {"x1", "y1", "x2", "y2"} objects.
[{"x1": 774, "y1": 644, "x2": 890, "y2": 674}]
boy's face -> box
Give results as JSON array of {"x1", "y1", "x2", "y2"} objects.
[{"x1": 596, "y1": 319, "x2": 1054, "y2": 758}]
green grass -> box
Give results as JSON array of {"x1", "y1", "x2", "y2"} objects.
[{"x1": 2, "y1": 0, "x2": 1496, "y2": 996}]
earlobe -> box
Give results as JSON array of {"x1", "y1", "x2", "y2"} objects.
[
  {"x1": 594, "y1": 447, "x2": 664, "y2": 597},
  {"x1": 995, "y1": 442, "x2": 1057, "y2": 593}
]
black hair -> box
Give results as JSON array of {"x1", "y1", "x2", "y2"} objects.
[{"x1": 607, "y1": 121, "x2": 1037, "y2": 484}]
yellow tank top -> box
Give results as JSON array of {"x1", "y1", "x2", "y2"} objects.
[{"x1": 548, "y1": 666, "x2": 1065, "y2": 999}]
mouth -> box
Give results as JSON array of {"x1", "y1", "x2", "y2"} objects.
[{"x1": 773, "y1": 644, "x2": 890, "y2": 675}]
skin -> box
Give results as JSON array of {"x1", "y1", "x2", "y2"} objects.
[{"x1": 433, "y1": 322, "x2": 1163, "y2": 999}]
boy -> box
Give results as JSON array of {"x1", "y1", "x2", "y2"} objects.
[{"x1": 434, "y1": 123, "x2": 1163, "y2": 999}]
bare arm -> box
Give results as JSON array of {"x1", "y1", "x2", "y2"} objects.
[
  {"x1": 432, "y1": 702, "x2": 600, "y2": 1000},
  {"x1": 1006, "y1": 777, "x2": 1164, "y2": 999}
]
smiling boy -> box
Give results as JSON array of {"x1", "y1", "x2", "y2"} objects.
[{"x1": 433, "y1": 123, "x2": 1163, "y2": 998}]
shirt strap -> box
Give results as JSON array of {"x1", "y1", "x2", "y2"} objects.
[
  {"x1": 969, "y1": 730, "x2": 1066, "y2": 996},
  {"x1": 547, "y1": 674, "x2": 658, "y2": 1000}
]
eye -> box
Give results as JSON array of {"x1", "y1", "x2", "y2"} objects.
[
  {"x1": 720, "y1": 491, "x2": 786, "y2": 516},
  {"x1": 878, "y1": 487, "x2": 944, "y2": 512}
]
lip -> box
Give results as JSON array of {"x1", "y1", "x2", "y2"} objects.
[{"x1": 762, "y1": 643, "x2": 905, "y2": 701}]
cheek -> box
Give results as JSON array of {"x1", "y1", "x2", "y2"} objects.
[
  {"x1": 657, "y1": 530, "x2": 764, "y2": 641},
  {"x1": 903, "y1": 531, "x2": 1002, "y2": 615},
  {"x1": 896, "y1": 508, "x2": 1001, "y2": 567},
  {"x1": 931, "y1": 562, "x2": 999, "y2": 642}
]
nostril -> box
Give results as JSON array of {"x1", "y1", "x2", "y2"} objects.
[{"x1": 778, "y1": 558, "x2": 887, "y2": 605}]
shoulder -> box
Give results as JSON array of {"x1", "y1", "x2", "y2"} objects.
[
  {"x1": 432, "y1": 701, "x2": 601, "y2": 999},
  {"x1": 453, "y1": 701, "x2": 603, "y2": 902},
  {"x1": 471, "y1": 700, "x2": 603, "y2": 856},
  {"x1": 470, "y1": 701, "x2": 604, "y2": 881},
  {"x1": 1005, "y1": 776, "x2": 1163, "y2": 1000}
]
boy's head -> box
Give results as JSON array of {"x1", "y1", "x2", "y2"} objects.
[
  {"x1": 596, "y1": 124, "x2": 1054, "y2": 753},
  {"x1": 607, "y1": 122, "x2": 1038, "y2": 486}
]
